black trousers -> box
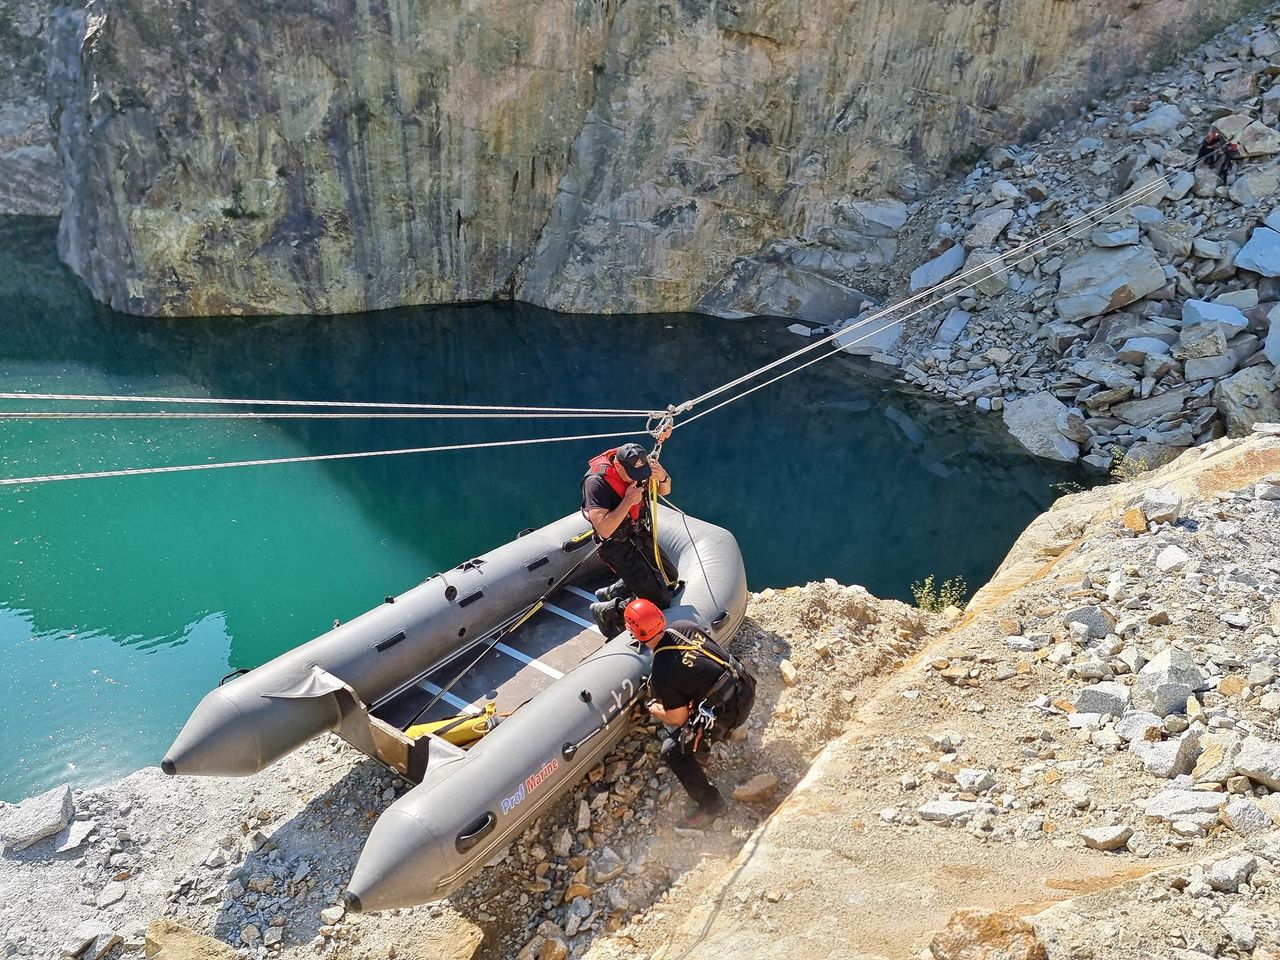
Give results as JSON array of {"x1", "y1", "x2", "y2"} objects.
[
  {"x1": 598, "y1": 527, "x2": 673, "y2": 608},
  {"x1": 661, "y1": 732, "x2": 720, "y2": 807},
  {"x1": 660, "y1": 685, "x2": 755, "y2": 808}
]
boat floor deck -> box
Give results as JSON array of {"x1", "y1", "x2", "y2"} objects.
[{"x1": 371, "y1": 576, "x2": 612, "y2": 730}]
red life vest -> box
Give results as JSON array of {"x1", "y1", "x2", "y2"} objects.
[{"x1": 582, "y1": 449, "x2": 643, "y2": 523}]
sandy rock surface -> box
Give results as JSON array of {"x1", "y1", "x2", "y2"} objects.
[{"x1": 592, "y1": 430, "x2": 1279, "y2": 960}]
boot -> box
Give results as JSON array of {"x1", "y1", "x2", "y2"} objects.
[
  {"x1": 594, "y1": 579, "x2": 628, "y2": 603},
  {"x1": 677, "y1": 793, "x2": 726, "y2": 830},
  {"x1": 589, "y1": 599, "x2": 626, "y2": 638}
]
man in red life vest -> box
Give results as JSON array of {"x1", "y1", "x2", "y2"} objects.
[{"x1": 581, "y1": 442, "x2": 673, "y2": 636}]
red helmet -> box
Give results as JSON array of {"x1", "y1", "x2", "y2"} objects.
[{"x1": 623, "y1": 598, "x2": 666, "y2": 642}]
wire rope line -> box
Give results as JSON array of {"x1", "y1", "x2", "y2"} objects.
[
  {"x1": 0, "y1": 428, "x2": 639, "y2": 487},
  {"x1": 675, "y1": 146, "x2": 1219, "y2": 416},
  {"x1": 673, "y1": 148, "x2": 1221, "y2": 426},
  {"x1": 658, "y1": 494, "x2": 719, "y2": 615},
  {"x1": 0, "y1": 392, "x2": 653, "y2": 417},
  {"x1": 0, "y1": 411, "x2": 651, "y2": 421}
]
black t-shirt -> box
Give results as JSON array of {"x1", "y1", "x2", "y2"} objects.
[
  {"x1": 583, "y1": 467, "x2": 646, "y2": 538},
  {"x1": 582, "y1": 472, "x2": 625, "y2": 515},
  {"x1": 650, "y1": 621, "x2": 729, "y2": 711}
]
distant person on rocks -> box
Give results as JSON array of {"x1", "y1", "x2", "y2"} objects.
[
  {"x1": 581, "y1": 440, "x2": 674, "y2": 637},
  {"x1": 1220, "y1": 141, "x2": 1242, "y2": 182},
  {"x1": 1196, "y1": 129, "x2": 1240, "y2": 182},
  {"x1": 623, "y1": 598, "x2": 756, "y2": 830},
  {"x1": 1197, "y1": 128, "x2": 1224, "y2": 167}
]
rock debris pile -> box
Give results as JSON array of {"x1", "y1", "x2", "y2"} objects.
[
  {"x1": 588, "y1": 431, "x2": 1278, "y2": 960},
  {"x1": 874, "y1": 463, "x2": 1280, "y2": 867},
  {"x1": 802, "y1": 10, "x2": 1280, "y2": 472}
]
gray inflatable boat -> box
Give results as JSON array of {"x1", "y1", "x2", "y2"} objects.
[{"x1": 163, "y1": 507, "x2": 747, "y2": 910}]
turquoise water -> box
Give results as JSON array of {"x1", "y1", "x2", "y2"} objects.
[{"x1": 0, "y1": 216, "x2": 1087, "y2": 800}]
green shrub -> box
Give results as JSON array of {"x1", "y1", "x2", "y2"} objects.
[
  {"x1": 911, "y1": 574, "x2": 968, "y2": 613},
  {"x1": 1110, "y1": 450, "x2": 1150, "y2": 483}
]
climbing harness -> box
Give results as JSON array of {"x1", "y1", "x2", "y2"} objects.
[{"x1": 653, "y1": 628, "x2": 755, "y2": 751}]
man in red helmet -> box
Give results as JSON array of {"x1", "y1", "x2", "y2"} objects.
[
  {"x1": 624, "y1": 598, "x2": 756, "y2": 830},
  {"x1": 581, "y1": 442, "x2": 674, "y2": 637}
]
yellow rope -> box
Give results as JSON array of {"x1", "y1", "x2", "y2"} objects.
[{"x1": 648, "y1": 476, "x2": 677, "y2": 589}]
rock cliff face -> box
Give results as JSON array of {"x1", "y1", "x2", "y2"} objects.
[
  {"x1": 45, "y1": 0, "x2": 1257, "y2": 316},
  {"x1": 0, "y1": 0, "x2": 59, "y2": 214},
  {"x1": 51, "y1": 0, "x2": 611, "y2": 315}
]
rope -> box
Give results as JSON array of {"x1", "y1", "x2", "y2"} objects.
[
  {"x1": 659, "y1": 494, "x2": 719, "y2": 616},
  {"x1": 0, "y1": 411, "x2": 647, "y2": 421},
  {"x1": 647, "y1": 477, "x2": 679, "y2": 590},
  {"x1": 680, "y1": 175, "x2": 1172, "y2": 414},
  {"x1": 0, "y1": 392, "x2": 652, "y2": 417},
  {"x1": 672, "y1": 135, "x2": 1236, "y2": 418},
  {"x1": 0, "y1": 428, "x2": 638, "y2": 487},
  {"x1": 0, "y1": 139, "x2": 1238, "y2": 487},
  {"x1": 673, "y1": 142, "x2": 1228, "y2": 427}
]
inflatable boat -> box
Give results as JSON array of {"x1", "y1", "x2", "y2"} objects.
[{"x1": 163, "y1": 507, "x2": 747, "y2": 910}]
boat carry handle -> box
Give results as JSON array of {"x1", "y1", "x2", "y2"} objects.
[
  {"x1": 712, "y1": 610, "x2": 730, "y2": 629},
  {"x1": 455, "y1": 812, "x2": 496, "y2": 853},
  {"x1": 562, "y1": 531, "x2": 593, "y2": 552},
  {"x1": 374, "y1": 631, "x2": 406, "y2": 652},
  {"x1": 218, "y1": 667, "x2": 250, "y2": 687}
]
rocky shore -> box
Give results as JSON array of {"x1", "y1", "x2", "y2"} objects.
[
  {"x1": 781, "y1": 8, "x2": 1280, "y2": 475},
  {"x1": 3, "y1": 425, "x2": 1275, "y2": 959}
]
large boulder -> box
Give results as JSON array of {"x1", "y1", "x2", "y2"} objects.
[
  {"x1": 1229, "y1": 167, "x2": 1280, "y2": 207},
  {"x1": 964, "y1": 209, "x2": 1015, "y2": 249},
  {"x1": 1234, "y1": 227, "x2": 1280, "y2": 277},
  {"x1": 1055, "y1": 247, "x2": 1166, "y2": 323},
  {"x1": 1129, "y1": 104, "x2": 1185, "y2": 138},
  {"x1": 0, "y1": 783, "x2": 72, "y2": 854},
  {"x1": 911, "y1": 245, "x2": 965, "y2": 292},
  {"x1": 929, "y1": 909, "x2": 1047, "y2": 960},
  {"x1": 146, "y1": 919, "x2": 242, "y2": 959},
  {"x1": 845, "y1": 198, "x2": 908, "y2": 237},
  {"x1": 960, "y1": 249, "x2": 1008, "y2": 297},
  {"x1": 834, "y1": 311, "x2": 901, "y2": 356},
  {"x1": 936, "y1": 308, "x2": 972, "y2": 344},
  {"x1": 1214, "y1": 114, "x2": 1280, "y2": 157},
  {"x1": 1003, "y1": 393, "x2": 1080, "y2": 462},
  {"x1": 1213, "y1": 365, "x2": 1280, "y2": 435},
  {"x1": 1235, "y1": 736, "x2": 1280, "y2": 790},
  {"x1": 1182, "y1": 300, "x2": 1248, "y2": 337},
  {"x1": 1175, "y1": 323, "x2": 1229, "y2": 359},
  {"x1": 1111, "y1": 386, "x2": 1192, "y2": 425},
  {"x1": 1134, "y1": 649, "x2": 1203, "y2": 717},
  {"x1": 699, "y1": 246, "x2": 876, "y2": 324},
  {"x1": 1267, "y1": 312, "x2": 1280, "y2": 368}
]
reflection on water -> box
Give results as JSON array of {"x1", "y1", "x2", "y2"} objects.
[{"x1": 0, "y1": 216, "x2": 1091, "y2": 799}]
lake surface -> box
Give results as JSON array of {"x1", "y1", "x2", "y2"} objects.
[{"x1": 0, "y1": 216, "x2": 1088, "y2": 801}]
